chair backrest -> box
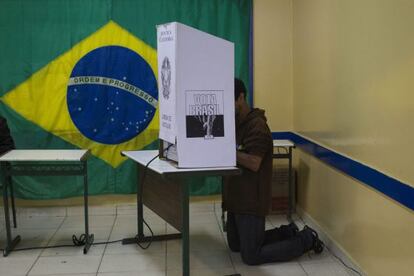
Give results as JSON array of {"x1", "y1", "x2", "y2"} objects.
[{"x1": 0, "y1": 116, "x2": 15, "y2": 156}]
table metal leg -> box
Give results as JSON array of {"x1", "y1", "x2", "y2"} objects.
[
  {"x1": 138, "y1": 165, "x2": 144, "y2": 239},
  {"x1": 82, "y1": 161, "x2": 94, "y2": 254},
  {"x1": 1, "y1": 167, "x2": 21, "y2": 257},
  {"x1": 122, "y1": 165, "x2": 181, "y2": 245},
  {"x1": 122, "y1": 164, "x2": 145, "y2": 245},
  {"x1": 8, "y1": 176, "x2": 17, "y2": 228},
  {"x1": 182, "y1": 182, "x2": 190, "y2": 276}
]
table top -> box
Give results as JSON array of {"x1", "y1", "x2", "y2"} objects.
[
  {"x1": 122, "y1": 150, "x2": 240, "y2": 176},
  {"x1": 273, "y1": 139, "x2": 295, "y2": 147},
  {"x1": 0, "y1": 149, "x2": 90, "y2": 162}
]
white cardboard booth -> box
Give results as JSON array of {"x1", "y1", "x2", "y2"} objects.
[{"x1": 157, "y1": 22, "x2": 235, "y2": 168}]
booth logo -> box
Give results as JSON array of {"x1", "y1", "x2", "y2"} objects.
[
  {"x1": 185, "y1": 90, "x2": 224, "y2": 139},
  {"x1": 161, "y1": 57, "x2": 171, "y2": 100},
  {"x1": 67, "y1": 46, "x2": 158, "y2": 145}
]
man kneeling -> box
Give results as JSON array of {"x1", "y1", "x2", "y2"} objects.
[{"x1": 222, "y1": 79, "x2": 324, "y2": 265}]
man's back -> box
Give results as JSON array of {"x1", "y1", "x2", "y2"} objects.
[{"x1": 223, "y1": 108, "x2": 273, "y2": 216}]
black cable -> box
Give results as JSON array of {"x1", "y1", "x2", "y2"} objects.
[
  {"x1": 72, "y1": 234, "x2": 86, "y2": 246},
  {"x1": 92, "y1": 239, "x2": 124, "y2": 245},
  {"x1": 296, "y1": 218, "x2": 363, "y2": 276},
  {"x1": 327, "y1": 248, "x2": 363, "y2": 276},
  {"x1": 134, "y1": 145, "x2": 172, "y2": 250},
  {"x1": 1, "y1": 146, "x2": 174, "y2": 255}
]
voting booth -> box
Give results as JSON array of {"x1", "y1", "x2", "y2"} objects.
[{"x1": 157, "y1": 22, "x2": 236, "y2": 168}]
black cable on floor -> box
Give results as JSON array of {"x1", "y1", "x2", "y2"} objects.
[
  {"x1": 328, "y1": 247, "x2": 363, "y2": 276},
  {"x1": 0, "y1": 238, "x2": 130, "y2": 253},
  {"x1": 1, "y1": 145, "x2": 173, "y2": 254},
  {"x1": 296, "y1": 217, "x2": 363, "y2": 276},
  {"x1": 132, "y1": 149, "x2": 165, "y2": 250}
]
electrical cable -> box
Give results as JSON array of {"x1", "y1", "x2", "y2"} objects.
[
  {"x1": 296, "y1": 217, "x2": 363, "y2": 276},
  {"x1": 134, "y1": 143, "x2": 173, "y2": 250},
  {"x1": 327, "y1": 247, "x2": 363, "y2": 276},
  {"x1": 1, "y1": 145, "x2": 174, "y2": 254}
]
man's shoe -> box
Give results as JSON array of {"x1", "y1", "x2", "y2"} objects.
[
  {"x1": 303, "y1": 225, "x2": 324, "y2": 254},
  {"x1": 286, "y1": 222, "x2": 299, "y2": 235},
  {"x1": 279, "y1": 222, "x2": 299, "y2": 237}
]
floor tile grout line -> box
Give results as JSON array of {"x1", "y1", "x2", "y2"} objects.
[
  {"x1": 25, "y1": 212, "x2": 69, "y2": 276},
  {"x1": 296, "y1": 214, "x2": 361, "y2": 275},
  {"x1": 298, "y1": 260, "x2": 310, "y2": 276},
  {"x1": 4, "y1": 203, "x2": 348, "y2": 275},
  {"x1": 95, "y1": 211, "x2": 118, "y2": 275},
  {"x1": 213, "y1": 201, "x2": 239, "y2": 275}
]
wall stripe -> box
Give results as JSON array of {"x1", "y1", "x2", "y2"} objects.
[{"x1": 272, "y1": 132, "x2": 414, "y2": 211}]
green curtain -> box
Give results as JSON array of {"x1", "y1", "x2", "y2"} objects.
[{"x1": 0, "y1": 0, "x2": 252, "y2": 200}]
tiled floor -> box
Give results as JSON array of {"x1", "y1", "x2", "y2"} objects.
[{"x1": 0, "y1": 200, "x2": 357, "y2": 276}]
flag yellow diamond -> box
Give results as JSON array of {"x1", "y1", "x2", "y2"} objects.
[{"x1": 1, "y1": 21, "x2": 159, "y2": 167}]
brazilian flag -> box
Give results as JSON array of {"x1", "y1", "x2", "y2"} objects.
[{"x1": 0, "y1": 0, "x2": 252, "y2": 199}]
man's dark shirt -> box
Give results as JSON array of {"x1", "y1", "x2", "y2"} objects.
[
  {"x1": 223, "y1": 108, "x2": 273, "y2": 216},
  {"x1": 0, "y1": 116, "x2": 15, "y2": 155}
]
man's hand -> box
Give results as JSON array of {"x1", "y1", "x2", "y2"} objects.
[{"x1": 236, "y1": 151, "x2": 263, "y2": 172}]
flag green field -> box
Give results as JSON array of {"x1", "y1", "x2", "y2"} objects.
[{"x1": 0, "y1": 0, "x2": 252, "y2": 199}]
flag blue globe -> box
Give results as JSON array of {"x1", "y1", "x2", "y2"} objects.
[{"x1": 67, "y1": 46, "x2": 158, "y2": 145}]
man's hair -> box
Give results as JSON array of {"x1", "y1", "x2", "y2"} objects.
[{"x1": 234, "y1": 78, "x2": 247, "y2": 101}]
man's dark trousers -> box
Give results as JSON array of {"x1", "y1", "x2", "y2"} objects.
[{"x1": 226, "y1": 212, "x2": 313, "y2": 265}]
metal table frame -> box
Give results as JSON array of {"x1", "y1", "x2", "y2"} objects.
[
  {"x1": 121, "y1": 150, "x2": 240, "y2": 276},
  {"x1": 0, "y1": 150, "x2": 94, "y2": 256},
  {"x1": 273, "y1": 140, "x2": 295, "y2": 222}
]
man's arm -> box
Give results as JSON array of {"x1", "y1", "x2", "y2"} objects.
[{"x1": 236, "y1": 151, "x2": 263, "y2": 172}]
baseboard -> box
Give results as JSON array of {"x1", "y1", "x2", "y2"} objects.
[{"x1": 296, "y1": 206, "x2": 366, "y2": 276}]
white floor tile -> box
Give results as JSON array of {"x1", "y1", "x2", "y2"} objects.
[
  {"x1": 167, "y1": 249, "x2": 232, "y2": 270},
  {"x1": 41, "y1": 243, "x2": 106, "y2": 257},
  {"x1": 31, "y1": 273, "x2": 96, "y2": 276},
  {"x1": 0, "y1": 256, "x2": 37, "y2": 276},
  {"x1": 11, "y1": 228, "x2": 56, "y2": 244},
  {"x1": 114, "y1": 214, "x2": 166, "y2": 228},
  {"x1": 0, "y1": 202, "x2": 356, "y2": 276},
  {"x1": 104, "y1": 239, "x2": 166, "y2": 255},
  {"x1": 167, "y1": 234, "x2": 227, "y2": 252},
  {"x1": 62, "y1": 215, "x2": 115, "y2": 228},
  {"x1": 98, "y1": 271, "x2": 165, "y2": 276},
  {"x1": 166, "y1": 223, "x2": 180, "y2": 234},
  {"x1": 111, "y1": 219, "x2": 166, "y2": 239},
  {"x1": 189, "y1": 212, "x2": 219, "y2": 224},
  {"x1": 49, "y1": 226, "x2": 112, "y2": 242},
  {"x1": 267, "y1": 214, "x2": 290, "y2": 227},
  {"x1": 98, "y1": 253, "x2": 165, "y2": 273},
  {"x1": 236, "y1": 262, "x2": 307, "y2": 276},
  {"x1": 17, "y1": 216, "x2": 65, "y2": 229},
  {"x1": 3, "y1": 247, "x2": 43, "y2": 258},
  {"x1": 189, "y1": 202, "x2": 215, "y2": 213},
  {"x1": 301, "y1": 260, "x2": 353, "y2": 276},
  {"x1": 28, "y1": 255, "x2": 101, "y2": 275},
  {"x1": 167, "y1": 267, "x2": 236, "y2": 276},
  {"x1": 190, "y1": 224, "x2": 223, "y2": 236},
  {"x1": 297, "y1": 249, "x2": 334, "y2": 263},
  {"x1": 67, "y1": 206, "x2": 116, "y2": 216},
  {"x1": 116, "y1": 204, "x2": 137, "y2": 215},
  {"x1": 18, "y1": 207, "x2": 66, "y2": 217}
]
